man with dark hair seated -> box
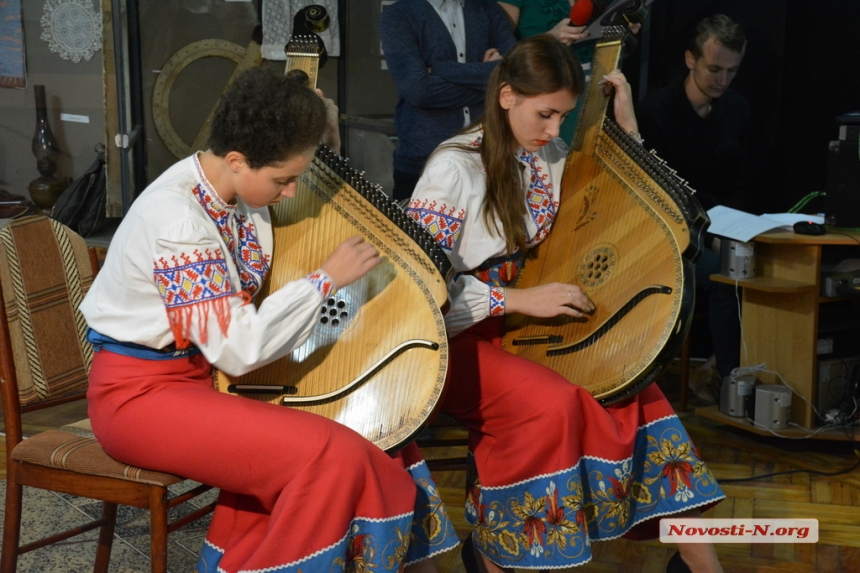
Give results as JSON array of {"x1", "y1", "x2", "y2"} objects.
[{"x1": 637, "y1": 13, "x2": 749, "y2": 401}]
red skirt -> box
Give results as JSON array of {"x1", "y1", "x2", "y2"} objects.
[
  {"x1": 87, "y1": 350, "x2": 458, "y2": 572},
  {"x1": 444, "y1": 317, "x2": 724, "y2": 569}
]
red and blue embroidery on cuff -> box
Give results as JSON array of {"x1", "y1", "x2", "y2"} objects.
[
  {"x1": 306, "y1": 269, "x2": 336, "y2": 299},
  {"x1": 489, "y1": 286, "x2": 505, "y2": 316}
]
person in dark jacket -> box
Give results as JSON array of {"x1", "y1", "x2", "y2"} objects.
[{"x1": 381, "y1": 0, "x2": 516, "y2": 200}]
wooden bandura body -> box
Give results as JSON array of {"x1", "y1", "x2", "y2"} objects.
[
  {"x1": 217, "y1": 149, "x2": 453, "y2": 452},
  {"x1": 503, "y1": 28, "x2": 709, "y2": 403},
  {"x1": 218, "y1": 35, "x2": 453, "y2": 452},
  {"x1": 216, "y1": 34, "x2": 453, "y2": 450}
]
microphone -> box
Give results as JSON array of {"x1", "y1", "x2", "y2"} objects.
[{"x1": 569, "y1": 0, "x2": 594, "y2": 26}]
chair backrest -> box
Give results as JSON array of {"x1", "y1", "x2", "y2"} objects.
[{"x1": 0, "y1": 216, "x2": 97, "y2": 448}]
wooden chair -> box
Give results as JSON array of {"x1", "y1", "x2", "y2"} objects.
[{"x1": 0, "y1": 216, "x2": 214, "y2": 573}]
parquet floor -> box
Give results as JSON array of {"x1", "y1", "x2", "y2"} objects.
[{"x1": 3, "y1": 374, "x2": 860, "y2": 573}]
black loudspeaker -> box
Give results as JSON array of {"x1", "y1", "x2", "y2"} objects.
[{"x1": 825, "y1": 112, "x2": 860, "y2": 228}]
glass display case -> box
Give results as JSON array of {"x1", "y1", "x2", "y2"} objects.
[{"x1": 0, "y1": 0, "x2": 404, "y2": 218}]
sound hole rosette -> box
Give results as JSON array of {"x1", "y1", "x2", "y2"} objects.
[{"x1": 578, "y1": 243, "x2": 618, "y2": 289}]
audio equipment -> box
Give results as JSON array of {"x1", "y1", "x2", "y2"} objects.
[
  {"x1": 754, "y1": 385, "x2": 792, "y2": 430},
  {"x1": 824, "y1": 112, "x2": 860, "y2": 228}
]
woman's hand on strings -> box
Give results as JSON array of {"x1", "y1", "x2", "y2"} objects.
[
  {"x1": 505, "y1": 283, "x2": 594, "y2": 318},
  {"x1": 598, "y1": 69, "x2": 639, "y2": 135},
  {"x1": 320, "y1": 236, "x2": 382, "y2": 290}
]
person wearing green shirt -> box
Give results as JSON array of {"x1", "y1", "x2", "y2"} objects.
[{"x1": 498, "y1": 0, "x2": 640, "y2": 144}]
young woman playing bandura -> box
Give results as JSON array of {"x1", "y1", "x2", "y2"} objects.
[
  {"x1": 81, "y1": 67, "x2": 458, "y2": 573},
  {"x1": 408, "y1": 35, "x2": 724, "y2": 573}
]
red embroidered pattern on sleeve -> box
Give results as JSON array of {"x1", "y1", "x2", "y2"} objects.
[
  {"x1": 306, "y1": 269, "x2": 336, "y2": 299},
  {"x1": 406, "y1": 199, "x2": 466, "y2": 253},
  {"x1": 153, "y1": 248, "x2": 236, "y2": 349}
]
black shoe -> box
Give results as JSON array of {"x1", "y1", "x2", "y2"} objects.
[
  {"x1": 666, "y1": 550, "x2": 693, "y2": 573},
  {"x1": 461, "y1": 535, "x2": 479, "y2": 573}
]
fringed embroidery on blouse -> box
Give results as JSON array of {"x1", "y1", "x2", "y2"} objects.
[
  {"x1": 406, "y1": 199, "x2": 465, "y2": 254},
  {"x1": 149, "y1": 155, "x2": 270, "y2": 347},
  {"x1": 153, "y1": 249, "x2": 237, "y2": 349},
  {"x1": 519, "y1": 149, "x2": 558, "y2": 246}
]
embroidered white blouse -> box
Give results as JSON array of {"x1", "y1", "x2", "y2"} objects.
[
  {"x1": 407, "y1": 129, "x2": 568, "y2": 337},
  {"x1": 80, "y1": 154, "x2": 334, "y2": 376}
]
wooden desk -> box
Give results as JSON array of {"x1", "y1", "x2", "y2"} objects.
[{"x1": 700, "y1": 229, "x2": 860, "y2": 432}]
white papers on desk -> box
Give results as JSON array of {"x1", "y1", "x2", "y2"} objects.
[
  {"x1": 760, "y1": 213, "x2": 825, "y2": 226},
  {"x1": 706, "y1": 206, "x2": 825, "y2": 242}
]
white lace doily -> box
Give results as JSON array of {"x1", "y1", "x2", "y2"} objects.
[
  {"x1": 40, "y1": 0, "x2": 103, "y2": 63},
  {"x1": 262, "y1": 0, "x2": 340, "y2": 61}
]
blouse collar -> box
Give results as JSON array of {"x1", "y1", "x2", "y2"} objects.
[{"x1": 192, "y1": 153, "x2": 236, "y2": 214}]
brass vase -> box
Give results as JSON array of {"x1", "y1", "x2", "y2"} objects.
[{"x1": 27, "y1": 85, "x2": 67, "y2": 210}]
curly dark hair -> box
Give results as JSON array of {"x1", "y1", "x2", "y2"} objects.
[{"x1": 208, "y1": 67, "x2": 327, "y2": 169}]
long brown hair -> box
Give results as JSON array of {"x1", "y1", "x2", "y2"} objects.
[{"x1": 479, "y1": 35, "x2": 584, "y2": 253}]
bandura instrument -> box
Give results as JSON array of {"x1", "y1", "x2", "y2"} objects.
[
  {"x1": 503, "y1": 27, "x2": 709, "y2": 404},
  {"x1": 216, "y1": 34, "x2": 453, "y2": 451}
]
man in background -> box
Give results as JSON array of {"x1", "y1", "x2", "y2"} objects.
[
  {"x1": 380, "y1": 0, "x2": 516, "y2": 201},
  {"x1": 637, "y1": 13, "x2": 749, "y2": 400}
]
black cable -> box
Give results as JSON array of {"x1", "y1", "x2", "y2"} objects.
[
  {"x1": 719, "y1": 449, "x2": 860, "y2": 483},
  {"x1": 718, "y1": 419, "x2": 860, "y2": 484}
]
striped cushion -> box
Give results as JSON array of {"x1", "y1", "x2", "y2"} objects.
[
  {"x1": 0, "y1": 218, "x2": 182, "y2": 486},
  {"x1": 0, "y1": 216, "x2": 94, "y2": 406},
  {"x1": 11, "y1": 418, "x2": 182, "y2": 487}
]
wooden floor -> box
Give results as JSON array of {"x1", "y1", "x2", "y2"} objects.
[
  {"x1": 3, "y1": 374, "x2": 860, "y2": 573},
  {"x1": 422, "y1": 373, "x2": 860, "y2": 573}
]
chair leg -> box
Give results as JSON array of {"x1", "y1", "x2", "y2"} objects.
[
  {"x1": 93, "y1": 502, "x2": 118, "y2": 573},
  {"x1": 1, "y1": 478, "x2": 24, "y2": 573},
  {"x1": 149, "y1": 487, "x2": 170, "y2": 573},
  {"x1": 678, "y1": 330, "x2": 691, "y2": 412}
]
